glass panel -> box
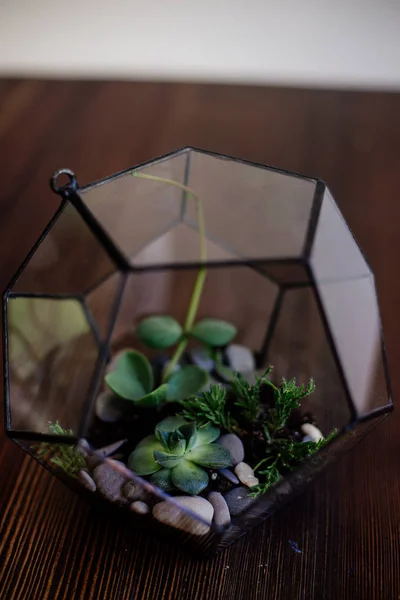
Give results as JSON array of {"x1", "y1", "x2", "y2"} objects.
[
  {"x1": 310, "y1": 187, "x2": 390, "y2": 417},
  {"x1": 132, "y1": 222, "x2": 237, "y2": 267},
  {"x1": 184, "y1": 150, "x2": 316, "y2": 260},
  {"x1": 311, "y1": 188, "x2": 371, "y2": 282},
  {"x1": 265, "y1": 286, "x2": 352, "y2": 433},
  {"x1": 79, "y1": 152, "x2": 187, "y2": 265},
  {"x1": 85, "y1": 272, "x2": 124, "y2": 342},
  {"x1": 314, "y1": 276, "x2": 390, "y2": 417},
  {"x1": 6, "y1": 296, "x2": 100, "y2": 434},
  {"x1": 109, "y1": 265, "x2": 278, "y2": 356},
  {"x1": 11, "y1": 203, "x2": 117, "y2": 296}
]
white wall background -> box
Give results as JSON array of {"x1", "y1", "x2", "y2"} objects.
[{"x1": 0, "y1": 0, "x2": 399, "y2": 89}]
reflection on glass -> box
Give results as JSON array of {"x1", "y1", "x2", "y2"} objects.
[{"x1": 7, "y1": 296, "x2": 99, "y2": 432}]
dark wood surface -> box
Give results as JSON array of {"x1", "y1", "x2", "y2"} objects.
[{"x1": 1, "y1": 80, "x2": 400, "y2": 599}]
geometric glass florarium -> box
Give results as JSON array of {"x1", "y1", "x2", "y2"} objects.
[{"x1": 2, "y1": 148, "x2": 393, "y2": 556}]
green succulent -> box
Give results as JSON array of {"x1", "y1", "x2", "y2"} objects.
[{"x1": 128, "y1": 416, "x2": 232, "y2": 495}]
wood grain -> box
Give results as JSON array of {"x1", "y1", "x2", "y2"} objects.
[{"x1": 1, "y1": 80, "x2": 400, "y2": 599}]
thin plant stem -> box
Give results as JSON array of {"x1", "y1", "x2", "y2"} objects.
[
  {"x1": 253, "y1": 457, "x2": 276, "y2": 473},
  {"x1": 131, "y1": 171, "x2": 207, "y2": 381},
  {"x1": 163, "y1": 337, "x2": 187, "y2": 378},
  {"x1": 132, "y1": 172, "x2": 206, "y2": 261},
  {"x1": 184, "y1": 267, "x2": 207, "y2": 331}
]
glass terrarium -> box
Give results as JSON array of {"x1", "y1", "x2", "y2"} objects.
[{"x1": 2, "y1": 148, "x2": 392, "y2": 556}]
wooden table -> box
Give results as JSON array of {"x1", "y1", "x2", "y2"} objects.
[{"x1": 0, "y1": 80, "x2": 399, "y2": 600}]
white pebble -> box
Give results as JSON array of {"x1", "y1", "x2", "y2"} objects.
[
  {"x1": 301, "y1": 423, "x2": 324, "y2": 442},
  {"x1": 130, "y1": 501, "x2": 150, "y2": 515},
  {"x1": 234, "y1": 462, "x2": 259, "y2": 488}
]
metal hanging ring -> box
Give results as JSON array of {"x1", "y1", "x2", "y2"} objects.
[{"x1": 50, "y1": 168, "x2": 77, "y2": 195}]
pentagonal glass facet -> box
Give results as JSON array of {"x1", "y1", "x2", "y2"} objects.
[
  {"x1": 79, "y1": 152, "x2": 187, "y2": 266},
  {"x1": 183, "y1": 150, "x2": 316, "y2": 261},
  {"x1": 310, "y1": 187, "x2": 390, "y2": 418},
  {"x1": 12, "y1": 202, "x2": 117, "y2": 295}
]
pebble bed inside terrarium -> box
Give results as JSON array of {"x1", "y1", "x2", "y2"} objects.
[{"x1": 81, "y1": 319, "x2": 332, "y2": 530}]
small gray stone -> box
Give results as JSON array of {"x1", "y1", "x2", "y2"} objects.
[
  {"x1": 130, "y1": 501, "x2": 150, "y2": 515},
  {"x1": 217, "y1": 433, "x2": 244, "y2": 465},
  {"x1": 219, "y1": 468, "x2": 240, "y2": 485},
  {"x1": 93, "y1": 460, "x2": 128, "y2": 505},
  {"x1": 153, "y1": 496, "x2": 213, "y2": 536},
  {"x1": 208, "y1": 492, "x2": 231, "y2": 527},
  {"x1": 225, "y1": 344, "x2": 255, "y2": 374},
  {"x1": 78, "y1": 470, "x2": 96, "y2": 492},
  {"x1": 224, "y1": 486, "x2": 257, "y2": 516},
  {"x1": 302, "y1": 434, "x2": 314, "y2": 443},
  {"x1": 122, "y1": 480, "x2": 145, "y2": 502},
  {"x1": 235, "y1": 462, "x2": 259, "y2": 488},
  {"x1": 95, "y1": 391, "x2": 124, "y2": 423},
  {"x1": 188, "y1": 348, "x2": 214, "y2": 372}
]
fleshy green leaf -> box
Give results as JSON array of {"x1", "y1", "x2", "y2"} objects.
[
  {"x1": 186, "y1": 443, "x2": 232, "y2": 468},
  {"x1": 105, "y1": 350, "x2": 153, "y2": 401},
  {"x1": 150, "y1": 468, "x2": 174, "y2": 492},
  {"x1": 191, "y1": 318, "x2": 237, "y2": 347},
  {"x1": 166, "y1": 431, "x2": 186, "y2": 455},
  {"x1": 170, "y1": 459, "x2": 209, "y2": 495},
  {"x1": 166, "y1": 366, "x2": 208, "y2": 401},
  {"x1": 155, "y1": 416, "x2": 187, "y2": 439},
  {"x1": 195, "y1": 424, "x2": 220, "y2": 446},
  {"x1": 156, "y1": 429, "x2": 172, "y2": 450},
  {"x1": 135, "y1": 384, "x2": 168, "y2": 408},
  {"x1": 128, "y1": 438, "x2": 163, "y2": 475},
  {"x1": 154, "y1": 450, "x2": 183, "y2": 469},
  {"x1": 136, "y1": 315, "x2": 182, "y2": 349},
  {"x1": 136, "y1": 434, "x2": 158, "y2": 449},
  {"x1": 177, "y1": 422, "x2": 197, "y2": 451}
]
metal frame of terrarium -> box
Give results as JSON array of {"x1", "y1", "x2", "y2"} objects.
[{"x1": 1, "y1": 147, "x2": 394, "y2": 555}]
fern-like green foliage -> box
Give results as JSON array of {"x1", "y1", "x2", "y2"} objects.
[
  {"x1": 263, "y1": 376, "x2": 316, "y2": 435},
  {"x1": 232, "y1": 367, "x2": 273, "y2": 422},
  {"x1": 250, "y1": 430, "x2": 336, "y2": 497},
  {"x1": 35, "y1": 421, "x2": 86, "y2": 478},
  {"x1": 249, "y1": 464, "x2": 281, "y2": 496},
  {"x1": 179, "y1": 367, "x2": 335, "y2": 499},
  {"x1": 179, "y1": 385, "x2": 235, "y2": 431}
]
